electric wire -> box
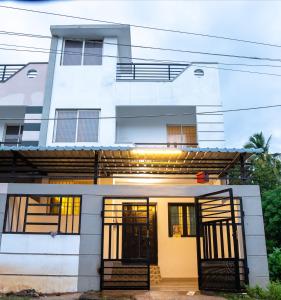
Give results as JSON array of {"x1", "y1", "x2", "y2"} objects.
[
  {"x1": 0, "y1": 104, "x2": 280, "y2": 122},
  {"x1": 1, "y1": 44, "x2": 281, "y2": 77},
  {"x1": 2, "y1": 30, "x2": 281, "y2": 64},
  {"x1": 1, "y1": 4, "x2": 281, "y2": 48}
]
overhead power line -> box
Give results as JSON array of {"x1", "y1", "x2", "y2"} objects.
[
  {"x1": 1, "y1": 5, "x2": 281, "y2": 49},
  {"x1": 2, "y1": 30, "x2": 281, "y2": 64},
  {"x1": 1, "y1": 43, "x2": 281, "y2": 77},
  {"x1": 0, "y1": 104, "x2": 280, "y2": 122}
]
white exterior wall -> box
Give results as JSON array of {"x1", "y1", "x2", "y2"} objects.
[
  {"x1": 46, "y1": 37, "x2": 118, "y2": 146},
  {"x1": 45, "y1": 32, "x2": 224, "y2": 147},
  {"x1": 0, "y1": 63, "x2": 47, "y2": 146},
  {"x1": 0, "y1": 63, "x2": 47, "y2": 107},
  {"x1": 0, "y1": 184, "x2": 269, "y2": 293},
  {"x1": 0, "y1": 235, "x2": 80, "y2": 293}
]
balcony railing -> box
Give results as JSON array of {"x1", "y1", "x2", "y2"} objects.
[
  {"x1": 0, "y1": 64, "x2": 25, "y2": 82},
  {"x1": 116, "y1": 63, "x2": 189, "y2": 82}
]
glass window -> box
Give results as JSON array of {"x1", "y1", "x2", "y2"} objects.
[
  {"x1": 4, "y1": 125, "x2": 23, "y2": 146},
  {"x1": 168, "y1": 203, "x2": 196, "y2": 237},
  {"x1": 54, "y1": 110, "x2": 77, "y2": 142},
  {"x1": 54, "y1": 109, "x2": 100, "y2": 143},
  {"x1": 62, "y1": 40, "x2": 103, "y2": 66},
  {"x1": 167, "y1": 125, "x2": 197, "y2": 145},
  {"x1": 50, "y1": 197, "x2": 81, "y2": 215},
  {"x1": 84, "y1": 40, "x2": 103, "y2": 65},
  {"x1": 62, "y1": 40, "x2": 83, "y2": 66},
  {"x1": 77, "y1": 110, "x2": 99, "y2": 142}
]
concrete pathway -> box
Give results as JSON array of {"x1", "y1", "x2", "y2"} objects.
[{"x1": 39, "y1": 291, "x2": 226, "y2": 300}]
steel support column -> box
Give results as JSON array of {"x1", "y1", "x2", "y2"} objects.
[{"x1": 93, "y1": 150, "x2": 99, "y2": 184}]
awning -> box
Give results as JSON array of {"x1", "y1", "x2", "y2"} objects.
[{"x1": 0, "y1": 146, "x2": 261, "y2": 180}]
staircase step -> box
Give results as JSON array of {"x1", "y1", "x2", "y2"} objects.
[{"x1": 150, "y1": 265, "x2": 162, "y2": 284}]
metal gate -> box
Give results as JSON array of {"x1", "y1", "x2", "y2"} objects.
[
  {"x1": 101, "y1": 197, "x2": 150, "y2": 290},
  {"x1": 195, "y1": 188, "x2": 248, "y2": 292}
]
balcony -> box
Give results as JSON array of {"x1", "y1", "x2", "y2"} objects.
[
  {"x1": 0, "y1": 64, "x2": 25, "y2": 82},
  {"x1": 115, "y1": 106, "x2": 197, "y2": 146},
  {"x1": 116, "y1": 63, "x2": 189, "y2": 82}
]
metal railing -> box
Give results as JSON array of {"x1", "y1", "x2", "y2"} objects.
[
  {"x1": 3, "y1": 195, "x2": 81, "y2": 235},
  {"x1": 116, "y1": 63, "x2": 189, "y2": 82},
  {"x1": 0, "y1": 64, "x2": 25, "y2": 82}
]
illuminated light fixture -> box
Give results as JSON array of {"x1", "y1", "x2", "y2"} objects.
[{"x1": 131, "y1": 148, "x2": 183, "y2": 155}]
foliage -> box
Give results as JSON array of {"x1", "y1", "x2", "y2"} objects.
[
  {"x1": 268, "y1": 248, "x2": 281, "y2": 281},
  {"x1": 244, "y1": 132, "x2": 272, "y2": 153},
  {"x1": 242, "y1": 132, "x2": 281, "y2": 279},
  {"x1": 251, "y1": 158, "x2": 281, "y2": 193},
  {"x1": 223, "y1": 282, "x2": 281, "y2": 300},
  {"x1": 243, "y1": 132, "x2": 281, "y2": 193},
  {"x1": 262, "y1": 188, "x2": 281, "y2": 252}
]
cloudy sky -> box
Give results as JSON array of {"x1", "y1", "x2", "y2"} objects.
[{"x1": 0, "y1": 0, "x2": 281, "y2": 152}]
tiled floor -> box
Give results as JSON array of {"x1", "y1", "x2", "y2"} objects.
[{"x1": 151, "y1": 278, "x2": 199, "y2": 292}]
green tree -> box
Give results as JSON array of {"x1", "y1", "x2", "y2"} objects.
[
  {"x1": 262, "y1": 187, "x2": 281, "y2": 252},
  {"x1": 244, "y1": 132, "x2": 271, "y2": 153},
  {"x1": 244, "y1": 132, "x2": 281, "y2": 193}
]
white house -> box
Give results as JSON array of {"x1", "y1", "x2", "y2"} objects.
[{"x1": 0, "y1": 24, "x2": 269, "y2": 294}]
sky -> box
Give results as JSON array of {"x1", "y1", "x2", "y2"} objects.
[{"x1": 0, "y1": 0, "x2": 281, "y2": 152}]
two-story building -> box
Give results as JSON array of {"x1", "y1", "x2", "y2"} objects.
[{"x1": 0, "y1": 25, "x2": 269, "y2": 294}]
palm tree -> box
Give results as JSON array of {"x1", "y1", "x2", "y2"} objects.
[
  {"x1": 244, "y1": 132, "x2": 271, "y2": 153},
  {"x1": 244, "y1": 132, "x2": 281, "y2": 188}
]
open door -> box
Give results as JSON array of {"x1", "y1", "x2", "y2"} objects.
[{"x1": 195, "y1": 188, "x2": 248, "y2": 292}]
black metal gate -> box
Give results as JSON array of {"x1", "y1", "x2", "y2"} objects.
[
  {"x1": 101, "y1": 197, "x2": 150, "y2": 290},
  {"x1": 195, "y1": 188, "x2": 248, "y2": 292}
]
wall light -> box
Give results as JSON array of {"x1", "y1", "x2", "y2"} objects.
[{"x1": 131, "y1": 148, "x2": 183, "y2": 155}]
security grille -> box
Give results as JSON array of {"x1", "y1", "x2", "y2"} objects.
[
  {"x1": 195, "y1": 188, "x2": 248, "y2": 292},
  {"x1": 101, "y1": 197, "x2": 150, "y2": 290},
  {"x1": 3, "y1": 195, "x2": 81, "y2": 234}
]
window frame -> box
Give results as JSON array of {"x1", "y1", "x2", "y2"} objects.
[
  {"x1": 166, "y1": 124, "x2": 197, "y2": 144},
  {"x1": 168, "y1": 203, "x2": 197, "y2": 238},
  {"x1": 53, "y1": 109, "x2": 100, "y2": 143},
  {"x1": 3, "y1": 194, "x2": 82, "y2": 235},
  {"x1": 4, "y1": 124, "x2": 23, "y2": 145},
  {"x1": 61, "y1": 39, "x2": 103, "y2": 66}
]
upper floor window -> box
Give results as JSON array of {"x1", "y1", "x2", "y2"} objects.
[
  {"x1": 167, "y1": 125, "x2": 197, "y2": 146},
  {"x1": 62, "y1": 39, "x2": 103, "y2": 66},
  {"x1": 54, "y1": 109, "x2": 100, "y2": 143},
  {"x1": 4, "y1": 124, "x2": 23, "y2": 146}
]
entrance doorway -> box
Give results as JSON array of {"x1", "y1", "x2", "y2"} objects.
[
  {"x1": 122, "y1": 203, "x2": 158, "y2": 265},
  {"x1": 101, "y1": 197, "x2": 150, "y2": 290},
  {"x1": 195, "y1": 188, "x2": 248, "y2": 292}
]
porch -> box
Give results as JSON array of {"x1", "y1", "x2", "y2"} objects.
[
  {"x1": 0, "y1": 183, "x2": 269, "y2": 294},
  {"x1": 0, "y1": 147, "x2": 269, "y2": 294}
]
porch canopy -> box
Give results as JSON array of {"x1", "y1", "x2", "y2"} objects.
[{"x1": 0, "y1": 146, "x2": 261, "y2": 182}]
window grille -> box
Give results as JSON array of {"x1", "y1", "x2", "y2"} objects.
[{"x1": 3, "y1": 195, "x2": 81, "y2": 234}]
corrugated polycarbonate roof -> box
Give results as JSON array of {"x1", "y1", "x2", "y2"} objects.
[
  {"x1": 0, "y1": 146, "x2": 261, "y2": 179},
  {"x1": 0, "y1": 145, "x2": 262, "y2": 153}
]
